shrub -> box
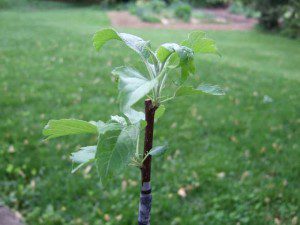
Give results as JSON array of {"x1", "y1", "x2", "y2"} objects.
[
  {"x1": 281, "y1": 2, "x2": 300, "y2": 38},
  {"x1": 196, "y1": 0, "x2": 229, "y2": 7},
  {"x1": 129, "y1": 0, "x2": 164, "y2": 23},
  {"x1": 149, "y1": 0, "x2": 166, "y2": 13},
  {"x1": 240, "y1": 0, "x2": 299, "y2": 38},
  {"x1": 256, "y1": 1, "x2": 283, "y2": 30},
  {"x1": 139, "y1": 12, "x2": 161, "y2": 23},
  {"x1": 55, "y1": 0, "x2": 131, "y2": 3},
  {"x1": 0, "y1": 0, "x2": 31, "y2": 9},
  {"x1": 173, "y1": 2, "x2": 192, "y2": 22},
  {"x1": 0, "y1": 0, "x2": 9, "y2": 8},
  {"x1": 167, "y1": 0, "x2": 229, "y2": 7},
  {"x1": 229, "y1": 1, "x2": 260, "y2": 18}
]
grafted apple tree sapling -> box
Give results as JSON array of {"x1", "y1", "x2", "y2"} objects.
[{"x1": 43, "y1": 28, "x2": 225, "y2": 225}]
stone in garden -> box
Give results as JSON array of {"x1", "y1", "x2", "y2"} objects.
[{"x1": 0, "y1": 206, "x2": 24, "y2": 225}]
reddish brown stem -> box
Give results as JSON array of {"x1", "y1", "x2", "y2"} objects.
[
  {"x1": 141, "y1": 99, "x2": 157, "y2": 183},
  {"x1": 138, "y1": 99, "x2": 157, "y2": 225}
]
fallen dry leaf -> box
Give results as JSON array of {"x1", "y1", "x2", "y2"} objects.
[
  {"x1": 8, "y1": 145, "x2": 15, "y2": 153},
  {"x1": 23, "y1": 139, "x2": 29, "y2": 145},
  {"x1": 230, "y1": 136, "x2": 238, "y2": 143},
  {"x1": 217, "y1": 172, "x2": 226, "y2": 179},
  {"x1": 241, "y1": 171, "x2": 250, "y2": 181},
  {"x1": 104, "y1": 214, "x2": 110, "y2": 222},
  {"x1": 292, "y1": 216, "x2": 298, "y2": 225},
  {"x1": 116, "y1": 214, "x2": 123, "y2": 221},
  {"x1": 274, "y1": 218, "x2": 281, "y2": 225},
  {"x1": 122, "y1": 180, "x2": 127, "y2": 191},
  {"x1": 177, "y1": 187, "x2": 187, "y2": 198},
  {"x1": 30, "y1": 180, "x2": 36, "y2": 189}
]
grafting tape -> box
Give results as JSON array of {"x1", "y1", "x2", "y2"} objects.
[
  {"x1": 141, "y1": 189, "x2": 152, "y2": 195},
  {"x1": 138, "y1": 182, "x2": 152, "y2": 225}
]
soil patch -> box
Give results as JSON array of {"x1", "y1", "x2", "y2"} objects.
[{"x1": 108, "y1": 9, "x2": 256, "y2": 31}]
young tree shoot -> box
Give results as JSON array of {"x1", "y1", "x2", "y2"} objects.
[{"x1": 43, "y1": 28, "x2": 225, "y2": 225}]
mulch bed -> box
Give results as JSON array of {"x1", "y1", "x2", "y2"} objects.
[{"x1": 108, "y1": 10, "x2": 256, "y2": 31}]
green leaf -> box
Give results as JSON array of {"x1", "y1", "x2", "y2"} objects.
[
  {"x1": 71, "y1": 161, "x2": 91, "y2": 174},
  {"x1": 156, "y1": 43, "x2": 177, "y2": 62},
  {"x1": 149, "y1": 145, "x2": 168, "y2": 156},
  {"x1": 70, "y1": 146, "x2": 97, "y2": 174},
  {"x1": 110, "y1": 115, "x2": 127, "y2": 126},
  {"x1": 155, "y1": 105, "x2": 165, "y2": 120},
  {"x1": 167, "y1": 53, "x2": 180, "y2": 69},
  {"x1": 156, "y1": 43, "x2": 195, "y2": 83},
  {"x1": 175, "y1": 84, "x2": 225, "y2": 97},
  {"x1": 182, "y1": 31, "x2": 219, "y2": 55},
  {"x1": 43, "y1": 119, "x2": 98, "y2": 139},
  {"x1": 140, "y1": 120, "x2": 147, "y2": 129},
  {"x1": 93, "y1": 28, "x2": 150, "y2": 59},
  {"x1": 197, "y1": 84, "x2": 226, "y2": 95},
  {"x1": 96, "y1": 125, "x2": 139, "y2": 181},
  {"x1": 91, "y1": 120, "x2": 124, "y2": 134},
  {"x1": 180, "y1": 58, "x2": 195, "y2": 83},
  {"x1": 112, "y1": 66, "x2": 158, "y2": 111},
  {"x1": 124, "y1": 108, "x2": 145, "y2": 124},
  {"x1": 71, "y1": 146, "x2": 96, "y2": 163},
  {"x1": 156, "y1": 43, "x2": 194, "y2": 63},
  {"x1": 175, "y1": 86, "x2": 200, "y2": 97}
]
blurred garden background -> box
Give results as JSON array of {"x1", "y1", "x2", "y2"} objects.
[{"x1": 0, "y1": 0, "x2": 299, "y2": 224}]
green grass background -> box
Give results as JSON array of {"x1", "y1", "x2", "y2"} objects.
[{"x1": 0, "y1": 3, "x2": 299, "y2": 225}]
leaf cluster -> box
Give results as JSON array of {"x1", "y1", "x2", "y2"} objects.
[{"x1": 43, "y1": 28, "x2": 225, "y2": 182}]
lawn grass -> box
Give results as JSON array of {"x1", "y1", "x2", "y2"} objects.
[{"x1": 0, "y1": 4, "x2": 300, "y2": 225}]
